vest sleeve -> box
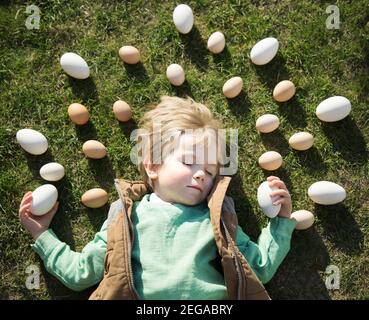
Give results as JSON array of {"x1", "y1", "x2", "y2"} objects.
[
  {"x1": 236, "y1": 216, "x2": 296, "y2": 284},
  {"x1": 31, "y1": 220, "x2": 108, "y2": 292}
]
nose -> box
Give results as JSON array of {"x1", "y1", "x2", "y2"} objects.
[{"x1": 194, "y1": 169, "x2": 205, "y2": 181}]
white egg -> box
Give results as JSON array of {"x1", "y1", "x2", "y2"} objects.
[
  {"x1": 257, "y1": 181, "x2": 281, "y2": 218},
  {"x1": 16, "y1": 129, "x2": 48, "y2": 155},
  {"x1": 250, "y1": 37, "x2": 279, "y2": 65},
  {"x1": 60, "y1": 52, "x2": 90, "y2": 79},
  {"x1": 308, "y1": 181, "x2": 346, "y2": 205},
  {"x1": 173, "y1": 4, "x2": 194, "y2": 34},
  {"x1": 30, "y1": 184, "x2": 58, "y2": 216},
  {"x1": 166, "y1": 64, "x2": 185, "y2": 86},
  {"x1": 316, "y1": 96, "x2": 351, "y2": 122},
  {"x1": 207, "y1": 31, "x2": 225, "y2": 54},
  {"x1": 255, "y1": 114, "x2": 280, "y2": 133},
  {"x1": 291, "y1": 210, "x2": 315, "y2": 230},
  {"x1": 40, "y1": 162, "x2": 65, "y2": 181}
]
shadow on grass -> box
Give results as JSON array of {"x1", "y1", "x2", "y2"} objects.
[
  {"x1": 292, "y1": 147, "x2": 328, "y2": 175},
  {"x1": 43, "y1": 267, "x2": 98, "y2": 299},
  {"x1": 254, "y1": 53, "x2": 290, "y2": 88},
  {"x1": 118, "y1": 118, "x2": 139, "y2": 139},
  {"x1": 85, "y1": 203, "x2": 110, "y2": 233},
  {"x1": 226, "y1": 91, "x2": 252, "y2": 118},
  {"x1": 172, "y1": 80, "x2": 194, "y2": 98},
  {"x1": 320, "y1": 117, "x2": 368, "y2": 165},
  {"x1": 228, "y1": 173, "x2": 262, "y2": 240},
  {"x1": 75, "y1": 121, "x2": 98, "y2": 142},
  {"x1": 87, "y1": 157, "x2": 117, "y2": 192},
  {"x1": 24, "y1": 149, "x2": 55, "y2": 179},
  {"x1": 179, "y1": 25, "x2": 209, "y2": 72},
  {"x1": 67, "y1": 77, "x2": 99, "y2": 107},
  {"x1": 315, "y1": 203, "x2": 364, "y2": 255},
  {"x1": 276, "y1": 94, "x2": 308, "y2": 128},
  {"x1": 267, "y1": 227, "x2": 332, "y2": 299},
  {"x1": 260, "y1": 129, "x2": 290, "y2": 156},
  {"x1": 212, "y1": 46, "x2": 233, "y2": 69},
  {"x1": 122, "y1": 62, "x2": 150, "y2": 83}
]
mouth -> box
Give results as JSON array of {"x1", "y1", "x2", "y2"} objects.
[{"x1": 187, "y1": 185, "x2": 203, "y2": 192}]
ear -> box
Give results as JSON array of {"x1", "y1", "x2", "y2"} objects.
[{"x1": 143, "y1": 161, "x2": 159, "y2": 181}]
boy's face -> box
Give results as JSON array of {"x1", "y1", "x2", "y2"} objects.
[{"x1": 146, "y1": 132, "x2": 218, "y2": 206}]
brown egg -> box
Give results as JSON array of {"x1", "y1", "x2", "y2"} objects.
[
  {"x1": 81, "y1": 188, "x2": 109, "y2": 208},
  {"x1": 291, "y1": 210, "x2": 314, "y2": 230},
  {"x1": 223, "y1": 76, "x2": 243, "y2": 98},
  {"x1": 68, "y1": 103, "x2": 89, "y2": 125},
  {"x1": 273, "y1": 80, "x2": 296, "y2": 102},
  {"x1": 82, "y1": 140, "x2": 107, "y2": 159},
  {"x1": 289, "y1": 132, "x2": 314, "y2": 151},
  {"x1": 118, "y1": 46, "x2": 140, "y2": 64},
  {"x1": 113, "y1": 100, "x2": 132, "y2": 122},
  {"x1": 258, "y1": 151, "x2": 283, "y2": 170}
]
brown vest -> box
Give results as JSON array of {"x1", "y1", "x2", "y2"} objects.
[{"x1": 89, "y1": 176, "x2": 270, "y2": 300}]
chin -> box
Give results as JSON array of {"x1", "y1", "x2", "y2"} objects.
[{"x1": 181, "y1": 197, "x2": 204, "y2": 206}]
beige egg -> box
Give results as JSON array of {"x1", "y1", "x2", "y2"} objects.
[
  {"x1": 113, "y1": 100, "x2": 132, "y2": 122},
  {"x1": 256, "y1": 114, "x2": 280, "y2": 133},
  {"x1": 223, "y1": 76, "x2": 243, "y2": 98},
  {"x1": 68, "y1": 103, "x2": 89, "y2": 125},
  {"x1": 82, "y1": 140, "x2": 107, "y2": 159},
  {"x1": 207, "y1": 31, "x2": 225, "y2": 54},
  {"x1": 291, "y1": 210, "x2": 315, "y2": 230},
  {"x1": 273, "y1": 80, "x2": 296, "y2": 102},
  {"x1": 118, "y1": 46, "x2": 140, "y2": 64},
  {"x1": 258, "y1": 151, "x2": 283, "y2": 171},
  {"x1": 166, "y1": 64, "x2": 185, "y2": 86},
  {"x1": 289, "y1": 132, "x2": 314, "y2": 151},
  {"x1": 81, "y1": 188, "x2": 109, "y2": 208}
]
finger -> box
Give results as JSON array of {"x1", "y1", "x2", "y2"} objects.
[
  {"x1": 21, "y1": 191, "x2": 32, "y2": 201},
  {"x1": 270, "y1": 189, "x2": 290, "y2": 198},
  {"x1": 20, "y1": 193, "x2": 33, "y2": 206},
  {"x1": 273, "y1": 198, "x2": 289, "y2": 206},
  {"x1": 269, "y1": 179, "x2": 287, "y2": 190},
  {"x1": 267, "y1": 176, "x2": 280, "y2": 182},
  {"x1": 19, "y1": 202, "x2": 32, "y2": 214}
]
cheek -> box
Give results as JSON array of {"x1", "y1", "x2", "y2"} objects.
[
  {"x1": 160, "y1": 163, "x2": 192, "y2": 185},
  {"x1": 204, "y1": 178, "x2": 215, "y2": 192}
]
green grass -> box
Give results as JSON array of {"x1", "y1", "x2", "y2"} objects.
[{"x1": 1, "y1": 0, "x2": 368, "y2": 300}]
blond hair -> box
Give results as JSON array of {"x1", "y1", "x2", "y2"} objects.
[{"x1": 136, "y1": 96, "x2": 226, "y2": 189}]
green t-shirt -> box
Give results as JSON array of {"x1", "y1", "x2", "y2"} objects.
[{"x1": 32, "y1": 194, "x2": 296, "y2": 299}]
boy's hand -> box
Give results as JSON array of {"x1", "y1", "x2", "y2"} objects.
[
  {"x1": 267, "y1": 176, "x2": 292, "y2": 219},
  {"x1": 19, "y1": 191, "x2": 59, "y2": 241}
]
